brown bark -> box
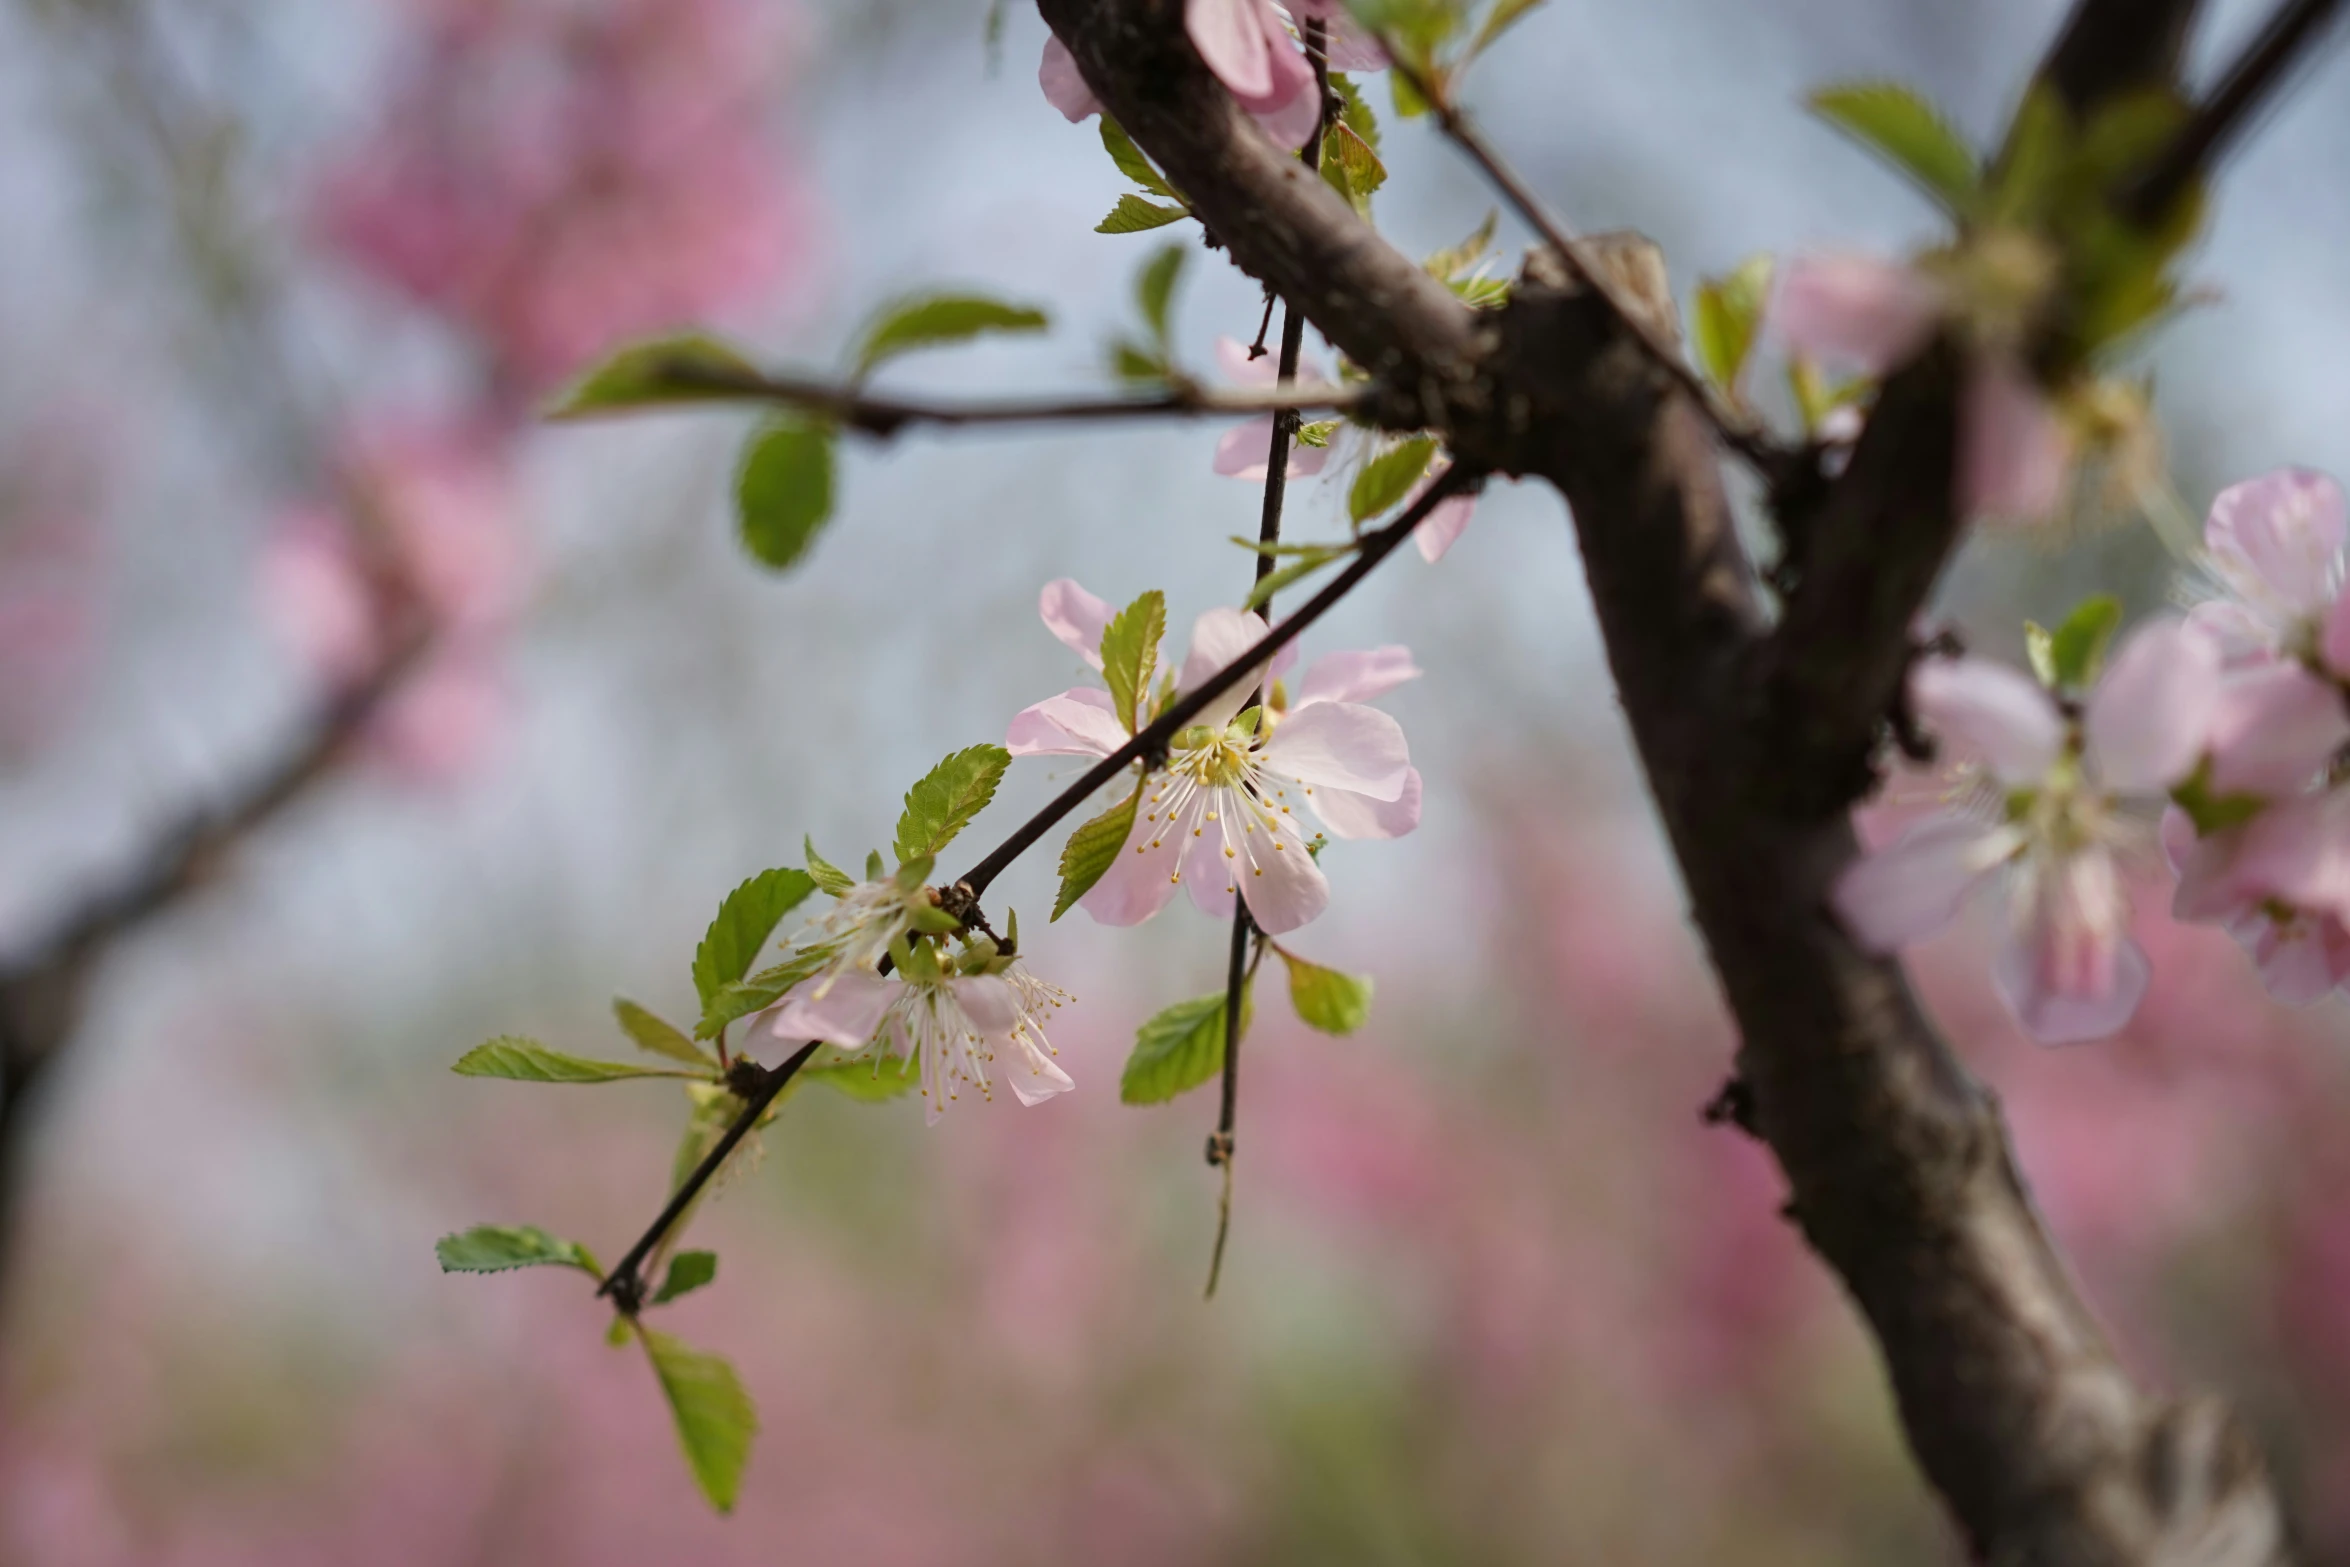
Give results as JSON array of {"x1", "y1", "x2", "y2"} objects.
[{"x1": 1038, "y1": 0, "x2": 2296, "y2": 1559}]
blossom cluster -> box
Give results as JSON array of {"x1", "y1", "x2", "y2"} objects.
[{"x1": 1837, "y1": 469, "x2": 2350, "y2": 1043}]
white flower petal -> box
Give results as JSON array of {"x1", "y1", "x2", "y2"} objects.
[
  {"x1": 1294, "y1": 645, "x2": 1421, "y2": 708},
  {"x1": 1910, "y1": 657, "x2": 2063, "y2": 785},
  {"x1": 1039, "y1": 578, "x2": 1116, "y2": 669},
  {"x1": 1263, "y1": 700, "x2": 1409, "y2": 801},
  {"x1": 2084, "y1": 619, "x2": 2222, "y2": 791},
  {"x1": 1830, "y1": 816, "x2": 2019, "y2": 950},
  {"x1": 1178, "y1": 606, "x2": 1276, "y2": 729},
  {"x1": 1306, "y1": 768, "x2": 1422, "y2": 840}
]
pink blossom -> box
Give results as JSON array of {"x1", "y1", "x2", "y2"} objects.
[
  {"x1": 772, "y1": 964, "x2": 1074, "y2": 1125},
  {"x1": 1210, "y1": 336, "x2": 1333, "y2": 482},
  {"x1": 1038, "y1": 37, "x2": 1102, "y2": 122},
  {"x1": 1007, "y1": 588, "x2": 1420, "y2": 934},
  {"x1": 2165, "y1": 808, "x2": 2350, "y2": 1004},
  {"x1": 1834, "y1": 621, "x2": 2223, "y2": 1043},
  {"x1": 0, "y1": 502, "x2": 104, "y2": 762},
  {"x1": 2186, "y1": 467, "x2": 2350, "y2": 666},
  {"x1": 1410, "y1": 462, "x2": 1479, "y2": 562},
  {"x1": 1959, "y1": 353, "x2": 2073, "y2": 525},
  {"x1": 1041, "y1": 0, "x2": 1365, "y2": 151},
  {"x1": 1773, "y1": 253, "x2": 1943, "y2": 376}
]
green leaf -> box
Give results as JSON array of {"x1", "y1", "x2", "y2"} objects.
[
  {"x1": 1321, "y1": 119, "x2": 1387, "y2": 213},
  {"x1": 2024, "y1": 621, "x2": 2057, "y2": 687},
  {"x1": 1136, "y1": 245, "x2": 1188, "y2": 345},
  {"x1": 1245, "y1": 547, "x2": 1349, "y2": 611},
  {"x1": 691, "y1": 869, "x2": 818, "y2": 1007},
  {"x1": 1100, "y1": 590, "x2": 1166, "y2": 734},
  {"x1": 1279, "y1": 949, "x2": 1373, "y2": 1034},
  {"x1": 639, "y1": 1329, "x2": 757, "y2": 1512},
  {"x1": 1110, "y1": 340, "x2": 1169, "y2": 382},
  {"x1": 1424, "y1": 210, "x2": 1497, "y2": 282},
  {"x1": 1809, "y1": 82, "x2": 1981, "y2": 215},
  {"x1": 735, "y1": 419, "x2": 835, "y2": 571},
  {"x1": 1988, "y1": 83, "x2": 2068, "y2": 227},
  {"x1": 651, "y1": 1250, "x2": 719, "y2": 1306},
  {"x1": 851, "y1": 292, "x2": 1050, "y2": 379},
  {"x1": 1349, "y1": 437, "x2": 1439, "y2": 523},
  {"x1": 798, "y1": 1046, "x2": 923, "y2": 1101},
  {"x1": 1470, "y1": 0, "x2": 1546, "y2": 56},
  {"x1": 1054, "y1": 784, "x2": 1142, "y2": 921},
  {"x1": 1097, "y1": 194, "x2": 1190, "y2": 234},
  {"x1": 698, "y1": 948, "x2": 829, "y2": 1040},
  {"x1": 1692, "y1": 254, "x2": 1774, "y2": 397},
  {"x1": 2172, "y1": 758, "x2": 2267, "y2": 836},
  {"x1": 545, "y1": 332, "x2": 763, "y2": 418},
  {"x1": 1101, "y1": 118, "x2": 1180, "y2": 200},
  {"x1": 894, "y1": 745, "x2": 1012, "y2": 864},
  {"x1": 1390, "y1": 68, "x2": 1431, "y2": 119},
  {"x1": 453, "y1": 1037, "x2": 700, "y2": 1084},
  {"x1": 2046, "y1": 594, "x2": 2122, "y2": 690},
  {"x1": 1120, "y1": 990, "x2": 1250, "y2": 1106},
  {"x1": 436, "y1": 1224, "x2": 601, "y2": 1276},
  {"x1": 805, "y1": 837, "x2": 853, "y2": 896},
  {"x1": 614, "y1": 999, "x2": 718, "y2": 1069},
  {"x1": 1296, "y1": 419, "x2": 1339, "y2": 448}
]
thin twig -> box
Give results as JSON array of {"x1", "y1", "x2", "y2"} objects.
[
  {"x1": 1377, "y1": 44, "x2": 1778, "y2": 471},
  {"x1": 2124, "y1": 0, "x2": 2347, "y2": 222},
  {"x1": 554, "y1": 367, "x2": 1370, "y2": 439},
  {"x1": 593, "y1": 466, "x2": 1485, "y2": 1300}
]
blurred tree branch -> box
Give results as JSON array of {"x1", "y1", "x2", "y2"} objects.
[{"x1": 1039, "y1": 0, "x2": 2334, "y2": 1558}]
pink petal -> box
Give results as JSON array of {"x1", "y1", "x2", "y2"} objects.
[
  {"x1": 1829, "y1": 816, "x2": 2017, "y2": 950},
  {"x1": 772, "y1": 970, "x2": 897, "y2": 1049},
  {"x1": 1002, "y1": 1049, "x2": 1076, "y2": 1107},
  {"x1": 1307, "y1": 3, "x2": 1389, "y2": 70},
  {"x1": 1213, "y1": 333, "x2": 1329, "y2": 388},
  {"x1": 1080, "y1": 796, "x2": 1188, "y2": 925},
  {"x1": 1240, "y1": 39, "x2": 1322, "y2": 149},
  {"x1": 1263, "y1": 699, "x2": 1410, "y2": 800},
  {"x1": 1038, "y1": 37, "x2": 1103, "y2": 122},
  {"x1": 1772, "y1": 253, "x2": 1942, "y2": 375},
  {"x1": 2186, "y1": 599, "x2": 2280, "y2": 668},
  {"x1": 2218, "y1": 791, "x2": 2350, "y2": 928},
  {"x1": 2206, "y1": 664, "x2": 2350, "y2": 797},
  {"x1": 948, "y1": 972, "x2": 1021, "y2": 1035},
  {"x1": 1307, "y1": 767, "x2": 1422, "y2": 840},
  {"x1": 1039, "y1": 578, "x2": 1115, "y2": 669},
  {"x1": 2323, "y1": 580, "x2": 2350, "y2": 678},
  {"x1": 1181, "y1": 825, "x2": 1240, "y2": 921},
  {"x1": 1415, "y1": 490, "x2": 1477, "y2": 562},
  {"x1": 259, "y1": 513, "x2": 382, "y2": 688},
  {"x1": 1178, "y1": 606, "x2": 1276, "y2": 728},
  {"x1": 1294, "y1": 645, "x2": 1420, "y2": 708},
  {"x1": 2250, "y1": 918, "x2": 2346, "y2": 1007},
  {"x1": 1959, "y1": 358, "x2": 2072, "y2": 524},
  {"x1": 1910, "y1": 656, "x2": 2063, "y2": 786},
  {"x1": 1213, "y1": 415, "x2": 1329, "y2": 481},
  {"x1": 369, "y1": 652, "x2": 504, "y2": 783},
  {"x1": 1185, "y1": 0, "x2": 1275, "y2": 99},
  {"x1": 2206, "y1": 467, "x2": 2346, "y2": 620},
  {"x1": 2084, "y1": 619, "x2": 2222, "y2": 791},
  {"x1": 1226, "y1": 811, "x2": 1330, "y2": 934},
  {"x1": 1007, "y1": 688, "x2": 1128, "y2": 757},
  {"x1": 1994, "y1": 925, "x2": 2150, "y2": 1045}
]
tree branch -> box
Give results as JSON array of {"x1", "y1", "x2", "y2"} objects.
[
  {"x1": 1042, "y1": 0, "x2": 2310, "y2": 1558},
  {"x1": 557, "y1": 366, "x2": 1374, "y2": 439}
]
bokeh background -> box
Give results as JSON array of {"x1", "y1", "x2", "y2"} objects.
[{"x1": 4, "y1": 0, "x2": 2350, "y2": 1560}]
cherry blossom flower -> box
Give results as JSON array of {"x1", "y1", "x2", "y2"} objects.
[
  {"x1": 1210, "y1": 336, "x2": 1333, "y2": 482},
  {"x1": 771, "y1": 962, "x2": 1075, "y2": 1125},
  {"x1": 1409, "y1": 461, "x2": 1479, "y2": 562},
  {"x1": 2186, "y1": 467, "x2": 2350, "y2": 668},
  {"x1": 1041, "y1": 2, "x2": 1376, "y2": 148},
  {"x1": 1833, "y1": 621, "x2": 2223, "y2": 1042},
  {"x1": 1008, "y1": 583, "x2": 1420, "y2": 934},
  {"x1": 1774, "y1": 251, "x2": 2073, "y2": 525},
  {"x1": 2166, "y1": 807, "x2": 2350, "y2": 1005}
]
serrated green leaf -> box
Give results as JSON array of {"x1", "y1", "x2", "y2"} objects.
[
  {"x1": 1100, "y1": 590, "x2": 1165, "y2": 734},
  {"x1": 805, "y1": 837, "x2": 853, "y2": 896},
  {"x1": 2047, "y1": 594, "x2": 2122, "y2": 690},
  {"x1": 798, "y1": 1046, "x2": 922, "y2": 1101},
  {"x1": 735, "y1": 419, "x2": 834, "y2": 571},
  {"x1": 1296, "y1": 419, "x2": 1339, "y2": 448},
  {"x1": 1329, "y1": 72, "x2": 1381, "y2": 152},
  {"x1": 894, "y1": 745, "x2": 1011, "y2": 864},
  {"x1": 1120, "y1": 990, "x2": 1250, "y2": 1105},
  {"x1": 1424, "y1": 210, "x2": 1498, "y2": 283},
  {"x1": 639, "y1": 1328, "x2": 757, "y2": 1512},
  {"x1": 1349, "y1": 436, "x2": 1439, "y2": 523},
  {"x1": 1101, "y1": 117, "x2": 1180, "y2": 200},
  {"x1": 1809, "y1": 82, "x2": 1981, "y2": 215},
  {"x1": 1692, "y1": 253, "x2": 1775, "y2": 397},
  {"x1": 1136, "y1": 245, "x2": 1188, "y2": 345},
  {"x1": 436, "y1": 1224, "x2": 601, "y2": 1276},
  {"x1": 454, "y1": 1038, "x2": 700, "y2": 1084},
  {"x1": 1323, "y1": 120, "x2": 1386, "y2": 210},
  {"x1": 1098, "y1": 194, "x2": 1190, "y2": 235},
  {"x1": 1054, "y1": 784, "x2": 1142, "y2": 921},
  {"x1": 1450, "y1": 275, "x2": 1510, "y2": 308},
  {"x1": 1245, "y1": 548, "x2": 1348, "y2": 610},
  {"x1": 544, "y1": 332, "x2": 763, "y2": 418},
  {"x1": 690, "y1": 869, "x2": 818, "y2": 1008},
  {"x1": 1279, "y1": 949, "x2": 1373, "y2": 1034},
  {"x1": 651, "y1": 1250, "x2": 719, "y2": 1305},
  {"x1": 851, "y1": 294, "x2": 1049, "y2": 380},
  {"x1": 698, "y1": 948, "x2": 830, "y2": 1040},
  {"x1": 1470, "y1": 0, "x2": 1546, "y2": 57},
  {"x1": 615, "y1": 999, "x2": 718, "y2": 1068}
]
